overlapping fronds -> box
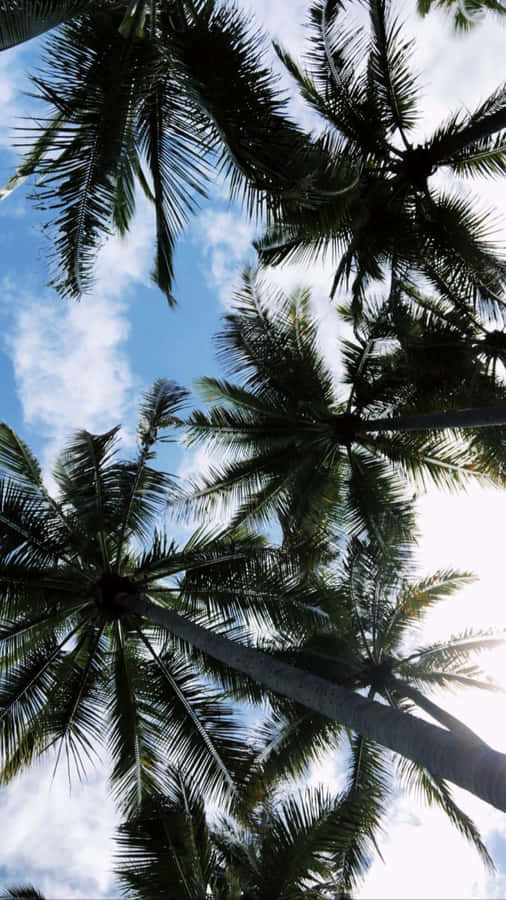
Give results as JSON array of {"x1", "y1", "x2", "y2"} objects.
[
  {"x1": 2, "y1": 0, "x2": 323, "y2": 301},
  {"x1": 256, "y1": 0, "x2": 506, "y2": 319},
  {"x1": 0, "y1": 381, "x2": 291, "y2": 814}
]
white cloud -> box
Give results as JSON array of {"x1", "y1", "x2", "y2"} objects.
[
  {"x1": 93, "y1": 195, "x2": 155, "y2": 299},
  {"x1": 4, "y1": 195, "x2": 157, "y2": 467},
  {"x1": 6, "y1": 292, "x2": 135, "y2": 473},
  {"x1": 194, "y1": 207, "x2": 257, "y2": 305},
  {"x1": 0, "y1": 47, "x2": 30, "y2": 151},
  {"x1": 0, "y1": 759, "x2": 119, "y2": 899}
]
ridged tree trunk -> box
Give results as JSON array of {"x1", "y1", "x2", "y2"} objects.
[
  {"x1": 362, "y1": 402, "x2": 506, "y2": 433},
  {"x1": 118, "y1": 594, "x2": 506, "y2": 811}
]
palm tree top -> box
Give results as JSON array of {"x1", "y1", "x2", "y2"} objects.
[
  {"x1": 243, "y1": 539, "x2": 502, "y2": 889},
  {"x1": 257, "y1": 0, "x2": 506, "y2": 317},
  {"x1": 178, "y1": 270, "x2": 505, "y2": 556},
  {"x1": 0, "y1": 0, "x2": 344, "y2": 303},
  {"x1": 0, "y1": 379, "x2": 310, "y2": 814}
]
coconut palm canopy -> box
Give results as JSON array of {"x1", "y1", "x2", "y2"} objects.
[
  {"x1": 0, "y1": 379, "x2": 322, "y2": 814},
  {"x1": 0, "y1": 0, "x2": 345, "y2": 301},
  {"x1": 256, "y1": 0, "x2": 506, "y2": 320},
  {"x1": 243, "y1": 538, "x2": 506, "y2": 892},
  {"x1": 179, "y1": 271, "x2": 506, "y2": 551},
  {"x1": 115, "y1": 769, "x2": 369, "y2": 899},
  {"x1": 1, "y1": 766, "x2": 381, "y2": 898}
]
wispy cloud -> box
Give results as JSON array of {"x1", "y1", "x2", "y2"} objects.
[
  {"x1": 3, "y1": 194, "x2": 156, "y2": 465},
  {"x1": 7, "y1": 293, "x2": 134, "y2": 444},
  {"x1": 193, "y1": 207, "x2": 257, "y2": 305},
  {"x1": 0, "y1": 760, "x2": 119, "y2": 899},
  {"x1": 0, "y1": 46, "x2": 30, "y2": 152}
]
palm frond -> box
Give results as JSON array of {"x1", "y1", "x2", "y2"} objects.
[
  {"x1": 368, "y1": 0, "x2": 420, "y2": 137},
  {"x1": 332, "y1": 735, "x2": 390, "y2": 894},
  {"x1": 107, "y1": 620, "x2": 169, "y2": 814},
  {"x1": 136, "y1": 49, "x2": 208, "y2": 302},
  {"x1": 0, "y1": 887, "x2": 46, "y2": 900},
  {"x1": 53, "y1": 426, "x2": 121, "y2": 570},
  {"x1": 28, "y1": 11, "x2": 146, "y2": 297},
  {"x1": 114, "y1": 380, "x2": 187, "y2": 566},
  {"x1": 397, "y1": 756, "x2": 493, "y2": 868},
  {"x1": 175, "y1": 3, "x2": 318, "y2": 218},
  {"x1": 0, "y1": 0, "x2": 89, "y2": 49},
  {"x1": 115, "y1": 770, "x2": 217, "y2": 899},
  {"x1": 139, "y1": 627, "x2": 250, "y2": 807}
]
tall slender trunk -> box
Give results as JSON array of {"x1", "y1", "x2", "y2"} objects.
[
  {"x1": 386, "y1": 676, "x2": 488, "y2": 746},
  {"x1": 361, "y1": 402, "x2": 506, "y2": 433},
  {"x1": 118, "y1": 594, "x2": 506, "y2": 811},
  {"x1": 427, "y1": 108, "x2": 506, "y2": 164}
]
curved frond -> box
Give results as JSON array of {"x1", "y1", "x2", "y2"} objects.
[
  {"x1": 397, "y1": 756, "x2": 493, "y2": 868},
  {"x1": 0, "y1": 0, "x2": 90, "y2": 49}
]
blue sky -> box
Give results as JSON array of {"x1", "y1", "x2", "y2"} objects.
[{"x1": 1, "y1": 0, "x2": 506, "y2": 896}]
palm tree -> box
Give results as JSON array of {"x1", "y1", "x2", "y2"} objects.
[
  {"x1": 178, "y1": 272, "x2": 506, "y2": 552},
  {"x1": 115, "y1": 770, "x2": 372, "y2": 898},
  {"x1": 0, "y1": 0, "x2": 340, "y2": 300},
  {"x1": 339, "y1": 278, "x2": 506, "y2": 387},
  {"x1": 338, "y1": 282, "x2": 506, "y2": 474},
  {"x1": 2, "y1": 383, "x2": 506, "y2": 810},
  {"x1": 256, "y1": 0, "x2": 506, "y2": 317},
  {"x1": 243, "y1": 540, "x2": 503, "y2": 893},
  {"x1": 0, "y1": 378, "x2": 304, "y2": 813}
]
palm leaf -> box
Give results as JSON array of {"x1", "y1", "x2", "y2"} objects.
[
  {"x1": 396, "y1": 756, "x2": 493, "y2": 868},
  {"x1": 28, "y1": 10, "x2": 144, "y2": 297},
  {"x1": 0, "y1": 0, "x2": 90, "y2": 49},
  {"x1": 114, "y1": 380, "x2": 187, "y2": 565},
  {"x1": 107, "y1": 620, "x2": 169, "y2": 814},
  {"x1": 0, "y1": 887, "x2": 46, "y2": 900},
  {"x1": 115, "y1": 770, "x2": 217, "y2": 899},
  {"x1": 136, "y1": 52, "x2": 208, "y2": 302},
  {"x1": 368, "y1": 0, "x2": 420, "y2": 137}
]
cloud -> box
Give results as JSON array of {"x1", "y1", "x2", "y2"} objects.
[
  {"x1": 193, "y1": 207, "x2": 257, "y2": 305},
  {"x1": 4, "y1": 194, "x2": 157, "y2": 468},
  {"x1": 0, "y1": 46, "x2": 30, "y2": 152},
  {"x1": 0, "y1": 759, "x2": 120, "y2": 899},
  {"x1": 5, "y1": 292, "x2": 135, "y2": 471}
]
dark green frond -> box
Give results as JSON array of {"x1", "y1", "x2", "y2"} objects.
[
  {"x1": 29, "y1": 11, "x2": 145, "y2": 297},
  {"x1": 136, "y1": 52, "x2": 208, "y2": 302},
  {"x1": 140, "y1": 628, "x2": 250, "y2": 807},
  {"x1": 107, "y1": 621, "x2": 170, "y2": 814},
  {"x1": 368, "y1": 0, "x2": 420, "y2": 136},
  {"x1": 0, "y1": 887, "x2": 46, "y2": 900},
  {"x1": 174, "y1": 4, "x2": 319, "y2": 216},
  {"x1": 0, "y1": 0, "x2": 89, "y2": 49},
  {"x1": 53, "y1": 426, "x2": 122, "y2": 571},
  {"x1": 0, "y1": 424, "x2": 43, "y2": 487},
  {"x1": 334, "y1": 736, "x2": 390, "y2": 894},
  {"x1": 115, "y1": 770, "x2": 217, "y2": 900},
  {"x1": 397, "y1": 757, "x2": 494, "y2": 868}
]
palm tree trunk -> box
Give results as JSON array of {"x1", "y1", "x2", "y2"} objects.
[
  {"x1": 428, "y1": 108, "x2": 506, "y2": 164},
  {"x1": 361, "y1": 402, "x2": 506, "y2": 433},
  {"x1": 117, "y1": 594, "x2": 506, "y2": 811},
  {"x1": 386, "y1": 676, "x2": 488, "y2": 746}
]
